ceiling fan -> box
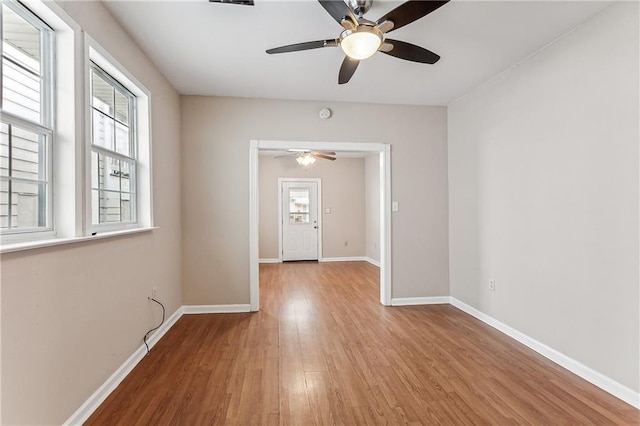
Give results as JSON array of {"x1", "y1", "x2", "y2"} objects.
[
  {"x1": 266, "y1": 0, "x2": 449, "y2": 84},
  {"x1": 276, "y1": 149, "x2": 337, "y2": 166}
]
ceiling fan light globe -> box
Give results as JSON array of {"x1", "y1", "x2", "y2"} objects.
[
  {"x1": 340, "y1": 28, "x2": 383, "y2": 60},
  {"x1": 296, "y1": 153, "x2": 316, "y2": 166}
]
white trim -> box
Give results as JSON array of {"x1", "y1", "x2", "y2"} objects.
[
  {"x1": 258, "y1": 140, "x2": 386, "y2": 152},
  {"x1": 319, "y1": 256, "x2": 368, "y2": 263},
  {"x1": 260, "y1": 257, "x2": 379, "y2": 266},
  {"x1": 63, "y1": 305, "x2": 184, "y2": 426},
  {"x1": 380, "y1": 146, "x2": 392, "y2": 306},
  {"x1": 182, "y1": 304, "x2": 251, "y2": 314},
  {"x1": 278, "y1": 177, "x2": 322, "y2": 262},
  {"x1": 249, "y1": 140, "x2": 392, "y2": 311},
  {"x1": 391, "y1": 296, "x2": 451, "y2": 306},
  {"x1": 0, "y1": 227, "x2": 158, "y2": 254},
  {"x1": 365, "y1": 257, "x2": 381, "y2": 267},
  {"x1": 249, "y1": 140, "x2": 259, "y2": 311},
  {"x1": 450, "y1": 297, "x2": 640, "y2": 409}
]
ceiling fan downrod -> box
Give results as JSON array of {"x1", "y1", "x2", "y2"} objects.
[{"x1": 346, "y1": 0, "x2": 373, "y2": 17}]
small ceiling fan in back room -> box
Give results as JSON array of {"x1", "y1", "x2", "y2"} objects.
[
  {"x1": 275, "y1": 150, "x2": 337, "y2": 166},
  {"x1": 265, "y1": 0, "x2": 450, "y2": 84}
]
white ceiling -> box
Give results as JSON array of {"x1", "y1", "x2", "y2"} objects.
[{"x1": 103, "y1": 0, "x2": 613, "y2": 106}]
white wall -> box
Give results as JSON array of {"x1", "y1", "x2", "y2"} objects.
[
  {"x1": 365, "y1": 153, "x2": 380, "y2": 263},
  {"x1": 259, "y1": 156, "x2": 366, "y2": 260},
  {"x1": 448, "y1": 2, "x2": 639, "y2": 393},
  {"x1": 0, "y1": 2, "x2": 183, "y2": 424},
  {"x1": 181, "y1": 97, "x2": 449, "y2": 304}
]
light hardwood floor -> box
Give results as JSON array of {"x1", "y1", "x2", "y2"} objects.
[{"x1": 87, "y1": 261, "x2": 639, "y2": 425}]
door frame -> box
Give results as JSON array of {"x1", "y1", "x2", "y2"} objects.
[
  {"x1": 249, "y1": 139, "x2": 392, "y2": 311},
  {"x1": 278, "y1": 178, "x2": 322, "y2": 262}
]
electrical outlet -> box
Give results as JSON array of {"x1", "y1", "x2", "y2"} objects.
[
  {"x1": 151, "y1": 287, "x2": 158, "y2": 299},
  {"x1": 489, "y1": 279, "x2": 495, "y2": 291}
]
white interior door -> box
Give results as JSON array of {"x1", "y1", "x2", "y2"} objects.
[{"x1": 282, "y1": 181, "x2": 318, "y2": 261}]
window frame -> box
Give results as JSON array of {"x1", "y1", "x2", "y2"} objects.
[
  {"x1": 84, "y1": 37, "x2": 153, "y2": 235},
  {"x1": 0, "y1": 0, "x2": 55, "y2": 241},
  {"x1": 89, "y1": 61, "x2": 138, "y2": 228}
]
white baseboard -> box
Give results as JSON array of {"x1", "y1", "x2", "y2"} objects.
[
  {"x1": 449, "y1": 297, "x2": 640, "y2": 409},
  {"x1": 262, "y1": 257, "x2": 379, "y2": 266},
  {"x1": 63, "y1": 306, "x2": 184, "y2": 425},
  {"x1": 183, "y1": 304, "x2": 251, "y2": 314},
  {"x1": 263, "y1": 257, "x2": 377, "y2": 265},
  {"x1": 391, "y1": 296, "x2": 451, "y2": 306},
  {"x1": 320, "y1": 256, "x2": 368, "y2": 262},
  {"x1": 365, "y1": 257, "x2": 381, "y2": 267}
]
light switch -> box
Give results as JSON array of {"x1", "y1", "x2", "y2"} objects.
[
  {"x1": 325, "y1": 208, "x2": 332, "y2": 214},
  {"x1": 392, "y1": 201, "x2": 399, "y2": 212}
]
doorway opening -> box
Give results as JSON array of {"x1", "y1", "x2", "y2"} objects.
[{"x1": 249, "y1": 140, "x2": 391, "y2": 311}]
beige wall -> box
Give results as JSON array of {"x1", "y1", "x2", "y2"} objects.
[
  {"x1": 0, "y1": 2, "x2": 182, "y2": 424},
  {"x1": 181, "y1": 97, "x2": 449, "y2": 304},
  {"x1": 448, "y1": 3, "x2": 639, "y2": 392},
  {"x1": 259, "y1": 156, "x2": 366, "y2": 260},
  {"x1": 365, "y1": 154, "x2": 381, "y2": 262}
]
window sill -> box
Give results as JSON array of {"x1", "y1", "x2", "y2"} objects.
[{"x1": 0, "y1": 227, "x2": 158, "y2": 254}]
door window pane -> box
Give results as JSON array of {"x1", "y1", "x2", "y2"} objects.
[
  {"x1": 289, "y1": 213, "x2": 309, "y2": 223},
  {"x1": 289, "y1": 188, "x2": 310, "y2": 224}
]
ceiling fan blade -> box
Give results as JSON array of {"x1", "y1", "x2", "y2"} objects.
[
  {"x1": 318, "y1": 0, "x2": 358, "y2": 27},
  {"x1": 266, "y1": 39, "x2": 338, "y2": 54},
  {"x1": 313, "y1": 153, "x2": 336, "y2": 161},
  {"x1": 311, "y1": 151, "x2": 336, "y2": 156},
  {"x1": 339, "y1": 56, "x2": 359, "y2": 85},
  {"x1": 209, "y1": 0, "x2": 254, "y2": 5},
  {"x1": 376, "y1": 1, "x2": 449, "y2": 33},
  {"x1": 380, "y1": 39, "x2": 440, "y2": 64}
]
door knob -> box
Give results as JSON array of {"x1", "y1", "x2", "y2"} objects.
[{"x1": 313, "y1": 226, "x2": 318, "y2": 229}]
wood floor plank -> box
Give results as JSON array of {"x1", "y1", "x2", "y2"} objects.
[{"x1": 85, "y1": 262, "x2": 639, "y2": 425}]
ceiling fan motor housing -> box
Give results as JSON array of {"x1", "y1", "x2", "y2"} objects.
[{"x1": 347, "y1": 0, "x2": 373, "y2": 17}]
